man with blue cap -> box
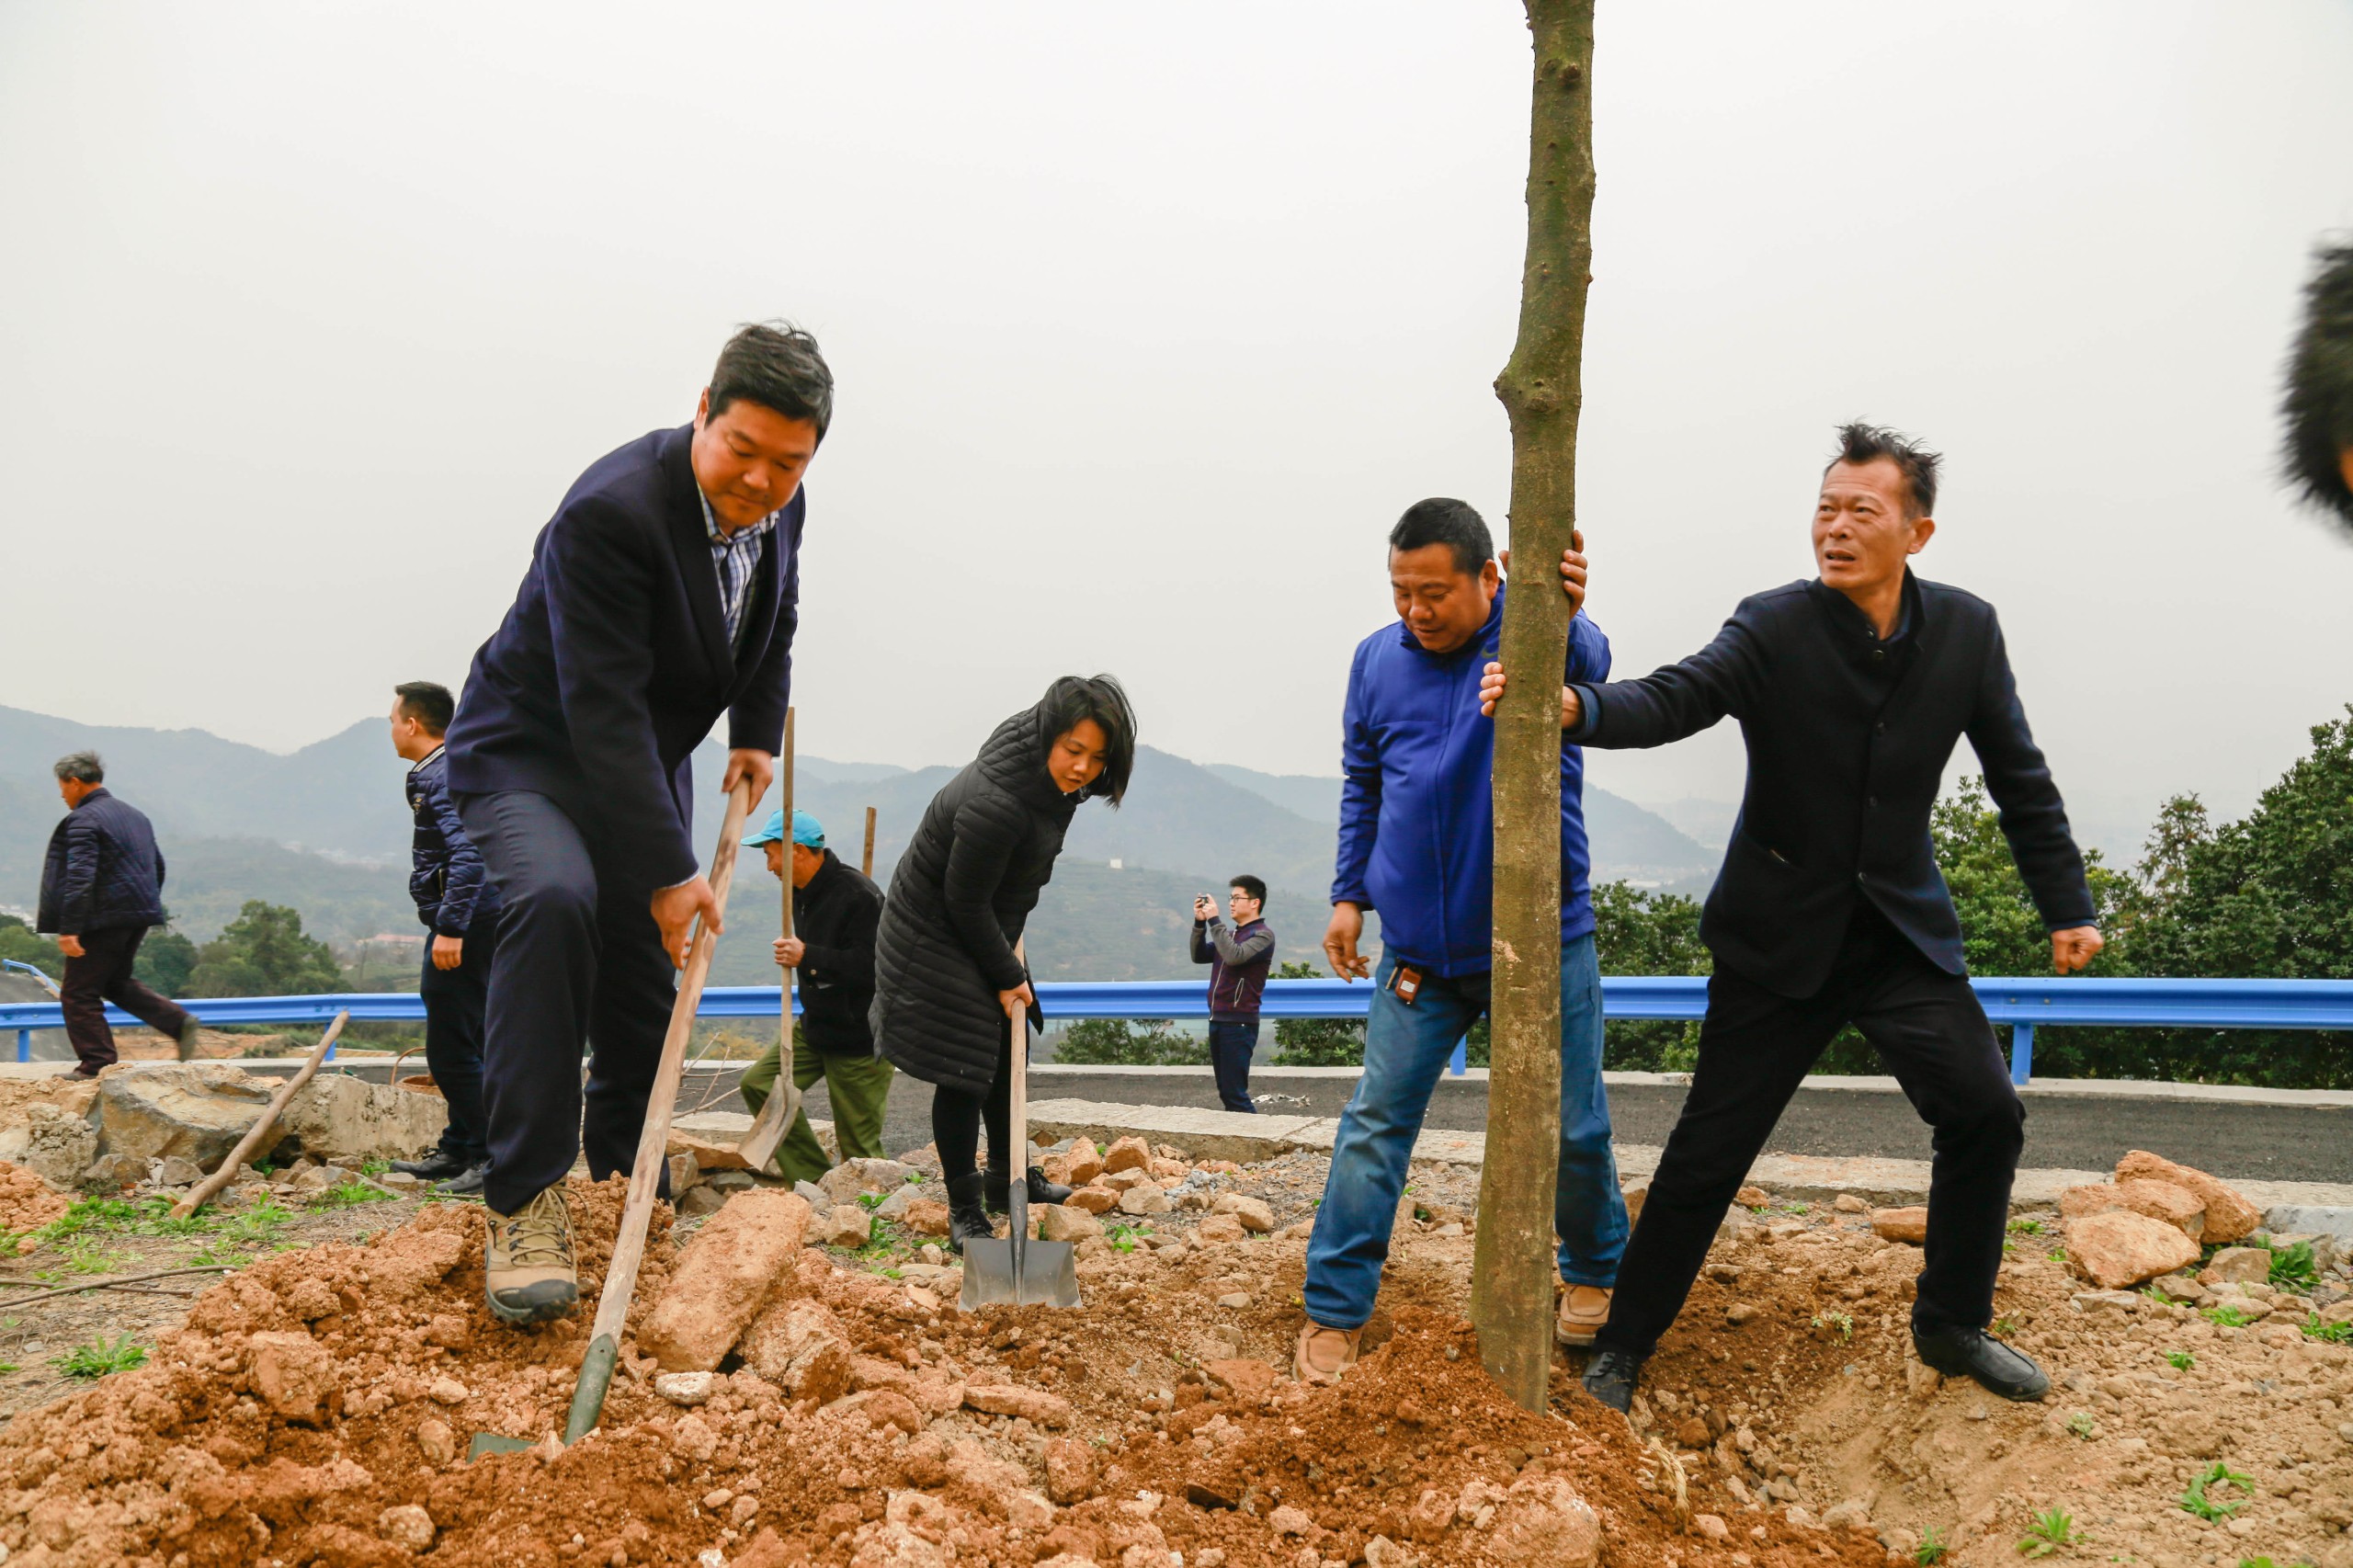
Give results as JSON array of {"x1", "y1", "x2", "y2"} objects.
[{"x1": 741, "y1": 806, "x2": 890, "y2": 1183}]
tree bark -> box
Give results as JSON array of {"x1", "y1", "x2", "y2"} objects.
[{"x1": 1472, "y1": 0, "x2": 1597, "y2": 1414}]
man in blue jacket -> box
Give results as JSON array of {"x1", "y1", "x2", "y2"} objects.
[
  {"x1": 1296, "y1": 497, "x2": 1626, "y2": 1383},
  {"x1": 387, "y1": 681, "x2": 501, "y2": 1196},
  {"x1": 39, "y1": 751, "x2": 199, "y2": 1077},
  {"x1": 444, "y1": 323, "x2": 829, "y2": 1325}
]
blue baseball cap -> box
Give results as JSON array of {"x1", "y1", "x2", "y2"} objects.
[{"x1": 744, "y1": 808, "x2": 825, "y2": 848}]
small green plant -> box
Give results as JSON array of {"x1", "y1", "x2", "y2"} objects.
[
  {"x1": 2017, "y1": 1508, "x2": 2080, "y2": 1557},
  {"x1": 857, "y1": 1191, "x2": 885, "y2": 1211},
  {"x1": 2045, "y1": 1245, "x2": 2069, "y2": 1263},
  {"x1": 2180, "y1": 1462, "x2": 2254, "y2": 1522},
  {"x1": 1778, "y1": 1202, "x2": 1811, "y2": 1215},
  {"x1": 2008, "y1": 1218, "x2": 2045, "y2": 1235},
  {"x1": 2238, "y1": 1557, "x2": 2278, "y2": 1568},
  {"x1": 2268, "y1": 1241, "x2": 2318, "y2": 1293},
  {"x1": 1811, "y1": 1312, "x2": 1855, "y2": 1340},
  {"x1": 1993, "y1": 1316, "x2": 2021, "y2": 1337},
  {"x1": 2164, "y1": 1349, "x2": 2195, "y2": 1370},
  {"x1": 2064, "y1": 1413, "x2": 2097, "y2": 1440},
  {"x1": 1915, "y1": 1526, "x2": 1949, "y2": 1566},
  {"x1": 2202, "y1": 1304, "x2": 2252, "y2": 1329},
  {"x1": 58, "y1": 1238, "x2": 131, "y2": 1276},
  {"x1": 1105, "y1": 1223, "x2": 1142, "y2": 1255},
  {"x1": 359, "y1": 1158, "x2": 391, "y2": 1177},
  {"x1": 311, "y1": 1179, "x2": 393, "y2": 1210},
  {"x1": 2300, "y1": 1315, "x2": 2352, "y2": 1346},
  {"x1": 52, "y1": 1335, "x2": 148, "y2": 1379}
]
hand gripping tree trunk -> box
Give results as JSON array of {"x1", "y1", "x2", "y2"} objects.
[{"x1": 1472, "y1": 0, "x2": 1597, "y2": 1414}]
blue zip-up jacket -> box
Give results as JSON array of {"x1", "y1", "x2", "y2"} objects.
[
  {"x1": 1332, "y1": 587, "x2": 1609, "y2": 978},
  {"x1": 406, "y1": 747, "x2": 501, "y2": 937}
]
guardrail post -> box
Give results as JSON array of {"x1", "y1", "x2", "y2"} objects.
[
  {"x1": 15, "y1": 1028, "x2": 27, "y2": 1064},
  {"x1": 1449, "y1": 1036, "x2": 1468, "y2": 1076},
  {"x1": 2008, "y1": 1022, "x2": 2034, "y2": 1087}
]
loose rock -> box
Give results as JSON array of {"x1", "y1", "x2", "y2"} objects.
[
  {"x1": 1870, "y1": 1207, "x2": 1929, "y2": 1244},
  {"x1": 2114, "y1": 1150, "x2": 2262, "y2": 1243},
  {"x1": 2066, "y1": 1208, "x2": 2201, "y2": 1289},
  {"x1": 639, "y1": 1190, "x2": 812, "y2": 1371},
  {"x1": 1102, "y1": 1136, "x2": 1153, "y2": 1175},
  {"x1": 378, "y1": 1504, "x2": 436, "y2": 1551}
]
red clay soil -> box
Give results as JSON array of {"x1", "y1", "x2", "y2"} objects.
[
  {"x1": 0, "y1": 1177, "x2": 1896, "y2": 1568},
  {"x1": 0, "y1": 1164, "x2": 71, "y2": 1241}
]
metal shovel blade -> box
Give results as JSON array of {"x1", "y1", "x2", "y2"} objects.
[{"x1": 960, "y1": 1186, "x2": 1079, "y2": 1309}]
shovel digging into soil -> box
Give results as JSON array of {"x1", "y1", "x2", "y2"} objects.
[
  {"x1": 469, "y1": 778, "x2": 755, "y2": 1460},
  {"x1": 960, "y1": 965, "x2": 1079, "y2": 1312}
]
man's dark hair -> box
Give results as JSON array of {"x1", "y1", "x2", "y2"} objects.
[
  {"x1": 709, "y1": 322, "x2": 835, "y2": 441},
  {"x1": 52, "y1": 751, "x2": 102, "y2": 784},
  {"x1": 1230, "y1": 874, "x2": 1267, "y2": 911},
  {"x1": 2283, "y1": 239, "x2": 2353, "y2": 531},
  {"x1": 1389, "y1": 497, "x2": 1494, "y2": 577},
  {"x1": 1037, "y1": 674, "x2": 1138, "y2": 807},
  {"x1": 1826, "y1": 421, "x2": 1942, "y2": 517},
  {"x1": 394, "y1": 681, "x2": 456, "y2": 735}
]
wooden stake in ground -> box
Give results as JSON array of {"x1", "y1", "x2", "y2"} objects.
[
  {"x1": 1472, "y1": 0, "x2": 1598, "y2": 1414},
  {"x1": 172, "y1": 1010, "x2": 351, "y2": 1218},
  {"x1": 737, "y1": 710, "x2": 799, "y2": 1172},
  {"x1": 861, "y1": 805, "x2": 878, "y2": 878}
]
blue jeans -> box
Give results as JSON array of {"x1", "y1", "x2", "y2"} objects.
[
  {"x1": 1208, "y1": 1020, "x2": 1258, "y2": 1113},
  {"x1": 1303, "y1": 936, "x2": 1625, "y2": 1330}
]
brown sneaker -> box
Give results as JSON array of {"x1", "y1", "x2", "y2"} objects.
[
  {"x1": 1293, "y1": 1321, "x2": 1362, "y2": 1385},
  {"x1": 484, "y1": 1186, "x2": 578, "y2": 1324},
  {"x1": 1555, "y1": 1284, "x2": 1612, "y2": 1347}
]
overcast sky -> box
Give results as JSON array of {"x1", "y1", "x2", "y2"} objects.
[{"x1": 3, "y1": 2, "x2": 2347, "y2": 858}]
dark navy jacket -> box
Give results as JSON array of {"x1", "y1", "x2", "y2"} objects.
[
  {"x1": 38, "y1": 789, "x2": 167, "y2": 935},
  {"x1": 1571, "y1": 572, "x2": 2094, "y2": 997},
  {"x1": 1334, "y1": 588, "x2": 1610, "y2": 978},
  {"x1": 406, "y1": 747, "x2": 501, "y2": 937},
  {"x1": 445, "y1": 425, "x2": 802, "y2": 894}
]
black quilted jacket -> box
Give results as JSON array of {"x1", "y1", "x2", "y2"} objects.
[{"x1": 871, "y1": 700, "x2": 1086, "y2": 1094}]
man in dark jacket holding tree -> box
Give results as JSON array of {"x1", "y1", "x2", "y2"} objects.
[
  {"x1": 39, "y1": 752, "x2": 199, "y2": 1076},
  {"x1": 443, "y1": 323, "x2": 830, "y2": 1325},
  {"x1": 1482, "y1": 423, "x2": 2101, "y2": 1410},
  {"x1": 387, "y1": 681, "x2": 501, "y2": 1195},
  {"x1": 738, "y1": 808, "x2": 889, "y2": 1185}
]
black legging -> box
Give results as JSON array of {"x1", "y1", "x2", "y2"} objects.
[{"x1": 931, "y1": 1032, "x2": 1012, "y2": 1182}]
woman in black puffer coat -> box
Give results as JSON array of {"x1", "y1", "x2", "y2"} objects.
[{"x1": 873, "y1": 675, "x2": 1136, "y2": 1249}]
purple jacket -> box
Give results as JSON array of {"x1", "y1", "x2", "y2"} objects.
[{"x1": 1191, "y1": 917, "x2": 1275, "y2": 1022}]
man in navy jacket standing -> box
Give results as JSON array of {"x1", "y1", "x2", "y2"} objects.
[
  {"x1": 1483, "y1": 424, "x2": 2101, "y2": 1408},
  {"x1": 445, "y1": 323, "x2": 831, "y2": 1325},
  {"x1": 1295, "y1": 498, "x2": 1627, "y2": 1384}
]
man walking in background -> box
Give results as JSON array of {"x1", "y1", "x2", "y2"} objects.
[
  {"x1": 1296, "y1": 499, "x2": 1625, "y2": 1384},
  {"x1": 1479, "y1": 423, "x2": 2099, "y2": 1411},
  {"x1": 387, "y1": 681, "x2": 500, "y2": 1196},
  {"x1": 1190, "y1": 876, "x2": 1274, "y2": 1113},
  {"x1": 445, "y1": 322, "x2": 829, "y2": 1325},
  {"x1": 39, "y1": 752, "x2": 199, "y2": 1076},
  {"x1": 739, "y1": 807, "x2": 889, "y2": 1184}
]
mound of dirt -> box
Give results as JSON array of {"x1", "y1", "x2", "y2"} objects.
[{"x1": 0, "y1": 1161, "x2": 71, "y2": 1239}]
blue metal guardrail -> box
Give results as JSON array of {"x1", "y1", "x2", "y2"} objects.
[{"x1": 6, "y1": 976, "x2": 2349, "y2": 1086}]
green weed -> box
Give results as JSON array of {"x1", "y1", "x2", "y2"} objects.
[
  {"x1": 2300, "y1": 1315, "x2": 2352, "y2": 1345},
  {"x1": 2165, "y1": 1349, "x2": 2195, "y2": 1370},
  {"x1": 52, "y1": 1336, "x2": 147, "y2": 1378},
  {"x1": 1994, "y1": 1317, "x2": 2021, "y2": 1337},
  {"x1": 2017, "y1": 1508, "x2": 2080, "y2": 1558},
  {"x1": 1915, "y1": 1526, "x2": 1949, "y2": 1566},
  {"x1": 2008, "y1": 1218, "x2": 2045, "y2": 1236},
  {"x1": 1811, "y1": 1312, "x2": 1855, "y2": 1340},
  {"x1": 311, "y1": 1179, "x2": 393, "y2": 1210},
  {"x1": 2268, "y1": 1242, "x2": 2319, "y2": 1293},
  {"x1": 857, "y1": 1192, "x2": 885, "y2": 1211},
  {"x1": 359, "y1": 1158, "x2": 391, "y2": 1177},
  {"x1": 2064, "y1": 1413, "x2": 2097, "y2": 1440},
  {"x1": 2180, "y1": 1462, "x2": 2253, "y2": 1522},
  {"x1": 2046, "y1": 1246, "x2": 2069, "y2": 1263},
  {"x1": 2202, "y1": 1304, "x2": 2252, "y2": 1329}
]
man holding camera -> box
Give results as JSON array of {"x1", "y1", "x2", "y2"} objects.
[{"x1": 1190, "y1": 877, "x2": 1275, "y2": 1113}]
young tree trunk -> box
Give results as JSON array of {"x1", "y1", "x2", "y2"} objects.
[{"x1": 1472, "y1": 0, "x2": 1597, "y2": 1414}]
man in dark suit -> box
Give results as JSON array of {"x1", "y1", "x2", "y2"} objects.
[
  {"x1": 39, "y1": 751, "x2": 199, "y2": 1076},
  {"x1": 444, "y1": 322, "x2": 831, "y2": 1325},
  {"x1": 1481, "y1": 422, "x2": 2101, "y2": 1407}
]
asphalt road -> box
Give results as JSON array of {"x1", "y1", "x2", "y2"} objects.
[{"x1": 670, "y1": 1064, "x2": 2353, "y2": 1185}]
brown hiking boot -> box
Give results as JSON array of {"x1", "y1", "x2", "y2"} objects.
[
  {"x1": 1555, "y1": 1284, "x2": 1612, "y2": 1347},
  {"x1": 484, "y1": 1186, "x2": 578, "y2": 1324},
  {"x1": 1293, "y1": 1321, "x2": 1362, "y2": 1385}
]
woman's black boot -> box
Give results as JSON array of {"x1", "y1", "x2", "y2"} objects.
[
  {"x1": 988, "y1": 1164, "x2": 1073, "y2": 1210},
  {"x1": 946, "y1": 1172, "x2": 993, "y2": 1254}
]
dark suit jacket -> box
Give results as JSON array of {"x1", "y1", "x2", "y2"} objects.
[
  {"x1": 38, "y1": 789, "x2": 167, "y2": 935},
  {"x1": 1573, "y1": 573, "x2": 2094, "y2": 997},
  {"x1": 446, "y1": 424, "x2": 802, "y2": 894}
]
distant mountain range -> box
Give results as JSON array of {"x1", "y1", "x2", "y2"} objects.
[{"x1": 0, "y1": 702, "x2": 1721, "y2": 981}]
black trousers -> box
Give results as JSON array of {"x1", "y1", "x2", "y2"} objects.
[
  {"x1": 931, "y1": 1031, "x2": 1011, "y2": 1183},
  {"x1": 60, "y1": 925, "x2": 189, "y2": 1074},
  {"x1": 456, "y1": 790, "x2": 678, "y2": 1215},
  {"x1": 1209, "y1": 1019, "x2": 1258, "y2": 1113},
  {"x1": 1595, "y1": 902, "x2": 2025, "y2": 1361},
  {"x1": 417, "y1": 909, "x2": 500, "y2": 1165}
]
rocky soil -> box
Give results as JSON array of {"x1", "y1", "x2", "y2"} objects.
[{"x1": 0, "y1": 1119, "x2": 2347, "y2": 1568}]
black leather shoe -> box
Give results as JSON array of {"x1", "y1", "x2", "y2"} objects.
[
  {"x1": 1581, "y1": 1346, "x2": 1644, "y2": 1413},
  {"x1": 1913, "y1": 1324, "x2": 2051, "y2": 1401},
  {"x1": 946, "y1": 1172, "x2": 994, "y2": 1255},
  {"x1": 437, "y1": 1163, "x2": 487, "y2": 1197},
  {"x1": 392, "y1": 1151, "x2": 472, "y2": 1181},
  {"x1": 984, "y1": 1165, "x2": 1073, "y2": 1211}
]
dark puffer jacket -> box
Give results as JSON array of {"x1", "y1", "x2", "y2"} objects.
[
  {"x1": 872, "y1": 701, "x2": 1086, "y2": 1095},
  {"x1": 38, "y1": 789, "x2": 167, "y2": 935}
]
